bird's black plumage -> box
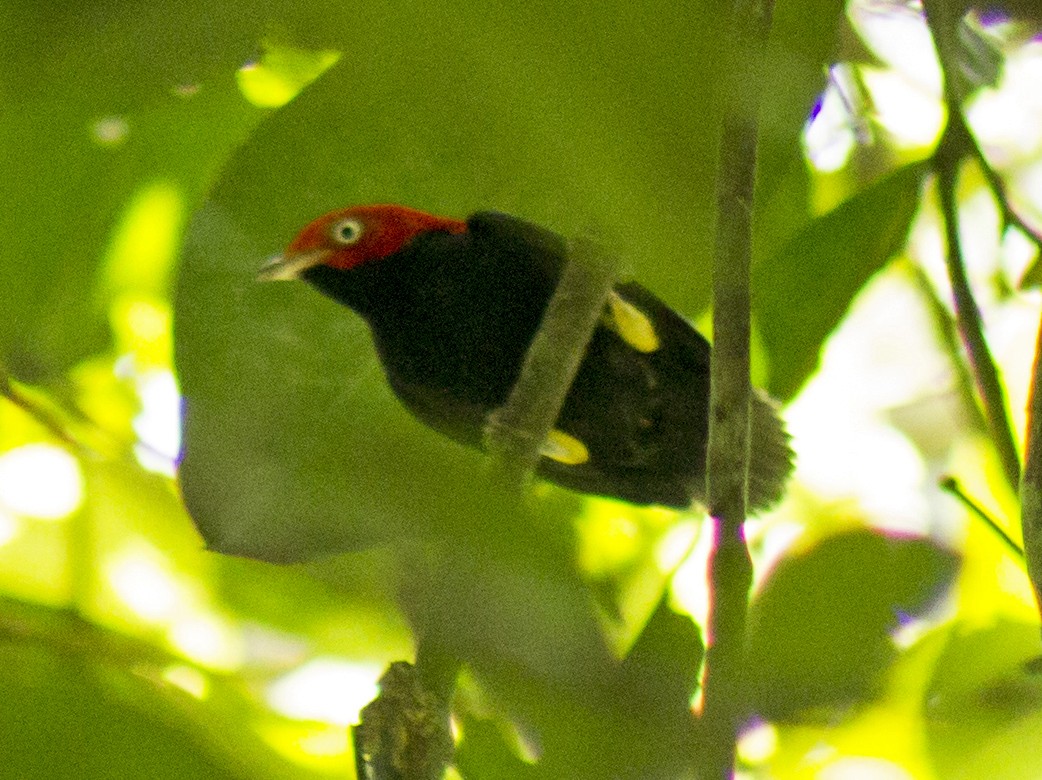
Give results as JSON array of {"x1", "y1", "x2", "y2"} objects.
[{"x1": 299, "y1": 210, "x2": 790, "y2": 509}]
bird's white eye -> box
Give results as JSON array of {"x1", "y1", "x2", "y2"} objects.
[{"x1": 331, "y1": 218, "x2": 364, "y2": 246}]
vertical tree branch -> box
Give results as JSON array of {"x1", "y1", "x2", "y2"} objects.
[
  {"x1": 701, "y1": 0, "x2": 775, "y2": 775},
  {"x1": 922, "y1": 0, "x2": 1041, "y2": 629},
  {"x1": 1021, "y1": 319, "x2": 1042, "y2": 632},
  {"x1": 923, "y1": 0, "x2": 1022, "y2": 496},
  {"x1": 935, "y1": 130, "x2": 1022, "y2": 493}
]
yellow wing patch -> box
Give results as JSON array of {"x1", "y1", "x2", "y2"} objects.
[
  {"x1": 605, "y1": 291, "x2": 660, "y2": 353},
  {"x1": 540, "y1": 429, "x2": 590, "y2": 465}
]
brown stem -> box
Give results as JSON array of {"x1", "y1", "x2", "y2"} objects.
[
  {"x1": 1021, "y1": 318, "x2": 1042, "y2": 633},
  {"x1": 700, "y1": 0, "x2": 775, "y2": 775},
  {"x1": 934, "y1": 127, "x2": 1022, "y2": 493},
  {"x1": 921, "y1": 0, "x2": 1023, "y2": 496}
]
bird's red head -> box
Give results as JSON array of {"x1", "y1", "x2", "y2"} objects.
[{"x1": 260, "y1": 204, "x2": 467, "y2": 281}]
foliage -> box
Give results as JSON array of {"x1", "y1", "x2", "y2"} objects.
[{"x1": 2, "y1": 0, "x2": 1042, "y2": 778}]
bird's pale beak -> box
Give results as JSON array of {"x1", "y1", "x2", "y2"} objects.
[{"x1": 256, "y1": 250, "x2": 329, "y2": 281}]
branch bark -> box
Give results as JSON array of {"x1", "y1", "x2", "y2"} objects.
[
  {"x1": 922, "y1": 0, "x2": 1022, "y2": 498},
  {"x1": 485, "y1": 234, "x2": 619, "y2": 489},
  {"x1": 1021, "y1": 320, "x2": 1042, "y2": 632},
  {"x1": 700, "y1": 0, "x2": 775, "y2": 775},
  {"x1": 922, "y1": 0, "x2": 1042, "y2": 642},
  {"x1": 353, "y1": 660, "x2": 455, "y2": 780},
  {"x1": 934, "y1": 125, "x2": 1022, "y2": 493}
]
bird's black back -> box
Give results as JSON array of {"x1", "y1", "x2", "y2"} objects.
[{"x1": 304, "y1": 211, "x2": 785, "y2": 509}]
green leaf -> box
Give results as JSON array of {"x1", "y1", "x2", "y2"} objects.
[
  {"x1": 745, "y1": 528, "x2": 958, "y2": 720},
  {"x1": 456, "y1": 715, "x2": 536, "y2": 780},
  {"x1": 174, "y1": 0, "x2": 744, "y2": 561},
  {"x1": 0, "y1": 595, "x2": 339, "y2": 780},
  {"x1": 753, "y1": 0, "x2": 844, "y2": 263},
  {"x1": 0, "y1": 634, "x2": 242, "y2": 780},
  {"x1": 925, "y1": 620, "x2": 1042, "y2": 779},
  {"x1": 399, "y1": 517, "x2": 686, "y2": 779},
  {"x1": 621, "y1": 593, "x2": 704, "y2": 716},
  {"x1": 0, "y1": 2, "x2": 271, "y2": 381},
  {"x1": 755, "y1": 163, "x2": 927, "y2": 400}
]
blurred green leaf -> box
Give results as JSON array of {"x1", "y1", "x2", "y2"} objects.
[
  {"x1": 84, "y1": 459, "x2": 206, "y2": 561},
  {"x1": 378, "y1": 499, "x2": 696, "y2": 777},
  {"x1": 942, "y1": 707, "x2": 1042, "y2": 780},
  {"x1": 398, "y1": 514, "x2": 686, "y2": 778},
  {"x1": 216, "y1": 552, "x2": 406, "y2": 651},
  {"x1": 753, "y1": 0, "x2": 844, "y2": 265},
  {"x1": 745, "y1": 528, "x2": 958, "y2": 720},
  {"x1": 456, "y1": 715, "x2": 536, "y2": 780},
  {"x1": 755, "y1": 163, "x2": 927, "y2": 400},
  {"x1": 0, "y1": 625, "x2": 242, "y2": 780},
  {"x1": 175, "y1": 0, "x2": 745, "y2": 561},
  {"x1": 0, "y1": 2, "x2": 272, "y2": 381},
  {"x1": 621, "y1": 593, "x2": 704, "y2": 717},
  {"x1": 0, "y1": 595, "x2": 341, "y2": 780},
  {"x1": 925, "y1": 619, "x2": 1042, "y2": 779}
]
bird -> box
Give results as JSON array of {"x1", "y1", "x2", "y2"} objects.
[{"x1": 259, "y1": 204, "x2": 792, "y2": 510}]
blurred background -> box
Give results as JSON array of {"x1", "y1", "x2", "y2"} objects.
[{"x1": 2, "y1": 0, "x2": 1042, "y2": 777}]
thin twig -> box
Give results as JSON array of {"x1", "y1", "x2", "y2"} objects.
[
  {"x1": 939, "y1": 476, "x2": 1023, "y2": 560},
  {"x1": 920, "y1": 8, "x2": 1040, "y2": 247},
  {"x1": 0, "y1": 362, "x2": 174, "y2": 466},
  {"x1": 905, "y1": 262, "x2": 989, "y2": 438},
  {"x1": 0, "y1": 365, "x2": 88, "y2": 453},
  {"x1": 934, "y1": 141, "x2": 1022, "y2": 492},
  {"x1": 700, "y1": 0, "x2": 775, "y2": 774},
  {"x1": 968, "y1": 135, "x2": 1042, "y2": 246},
  {"x1": 1, "y1": 367, "x2": 98, "y2": 620}
]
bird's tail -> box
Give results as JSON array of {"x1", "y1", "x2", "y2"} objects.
[{"x1": 748, "y1": 390, "x2": 794, "y2": 511}]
